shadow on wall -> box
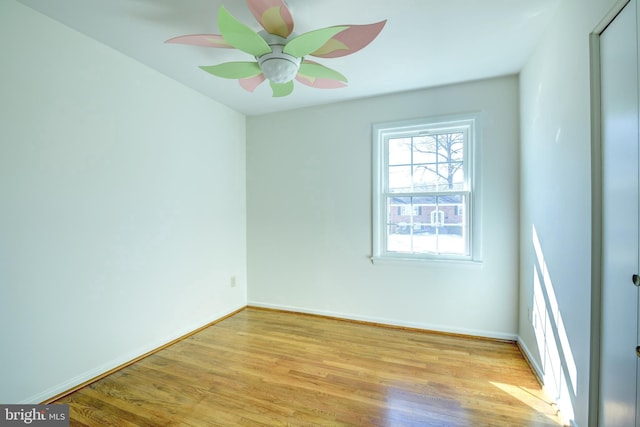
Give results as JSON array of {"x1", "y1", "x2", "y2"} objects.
[{"x1": 531, "y1": 224, "x2": 577, "y2": 423}]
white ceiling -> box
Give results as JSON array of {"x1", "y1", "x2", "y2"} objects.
[{"x1": 17, "y1": 0, "x2": 559, "y2": 116}]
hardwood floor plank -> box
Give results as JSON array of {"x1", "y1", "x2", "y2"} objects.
[{"x1": 56, "y1": 308, "x2": 564, "y2": 426}]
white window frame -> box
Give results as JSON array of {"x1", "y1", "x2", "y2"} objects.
[{"x1": 372, "y1": 114, "x2": 482, "y2": 263}]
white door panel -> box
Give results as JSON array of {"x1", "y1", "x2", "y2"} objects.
[{"x1": 600, "y1": 1, "x2": 640, "y2": 425}]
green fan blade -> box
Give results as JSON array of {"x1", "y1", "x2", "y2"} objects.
[
  {"x1": 298, "y1": 62, "x2": 348, "y2": 82},
  {"x1": 283, "y1": 26, "x2": 348, "y2": 58},
  {"x1": 200, "y1": 62, "x2": 262, "y2": 79},
  {"x1": 218, "y1": 6, "x2": 271, "y2": 57},
  {"x1": 270, "y1": 80, "x2": 294, "y2": 97}
]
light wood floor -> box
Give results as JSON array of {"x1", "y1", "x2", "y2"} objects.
[{"x1": 55, "y1": 308, "x2": 564, "y2": 426}]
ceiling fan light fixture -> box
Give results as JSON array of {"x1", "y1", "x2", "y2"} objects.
[
  {"x1": 167, "y1": 1, "x2": 387, "y2": 96},
  {"x1": 257, "y1": 45, "x2": 301, "y2": 84}
]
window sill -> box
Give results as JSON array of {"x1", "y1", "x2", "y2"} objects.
[{"x1": 370, "y1": 255, "x2": 483, "y2": 266}]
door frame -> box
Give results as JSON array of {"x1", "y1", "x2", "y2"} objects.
[{"x1": 589, "y1": 0, "x2": 635, "y2": 425}]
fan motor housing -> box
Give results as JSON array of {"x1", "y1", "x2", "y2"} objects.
[{"x1": 256, "y1": 32, "x2": 301, "y2": 84}]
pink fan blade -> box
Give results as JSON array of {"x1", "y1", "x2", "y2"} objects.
[
  {"x1": 310, "y1": 20, "x2": 387, "y2": 58},
  {"x1": 246, "y1": 0, "x2": 294, "y2": 38},
  {"x1": 295, "y1": 75, "x2": 347, "y2": 89},
  {"x1": 165, "y1": 34, "x2": 234, "y2": 49},
  {"x1": 240, "y1": 74, "x2": 267, "y2": 92}
]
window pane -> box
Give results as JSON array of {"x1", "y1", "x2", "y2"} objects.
[
  {"x1": 388, "y1": 138, "x2": 412, "y2": 165},
  {"x1": 437, "y1": 133, "x2": 464, "y2": 161},
  {"x1": 451, "y1": 166, "x2": 465, "y2": 188},
  {"x1": 386, "y1": 194, "x2": 467, "y2": 256},
  {"x1": 388, "y1": 165, "x2": 412, "y2": 192},
  {"x1": 437, "y1": 194, "x2": 466, "y2": 255},
  {"x1": 388, "y1": 132, "x2": 466, "y2": 193},
  {"x1": 387, "y1": 196, "x2": 412, "y2": 252},
  {"x1": 413, "y1": 136, "x2": 437, "y2": 164},
  {"x1": 438, "y1": 162, "x2": 464, "y2": 190},
  {"x1": 412, "y1": 165, "x2": 437, "y2": 192}
]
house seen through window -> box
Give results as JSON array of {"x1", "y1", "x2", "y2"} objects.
[{"x1": 372, "y1": 115, "x2": 479, "y2": 261}]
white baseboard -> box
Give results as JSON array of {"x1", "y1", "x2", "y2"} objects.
[
  {"x1": 516, "y1": 336, "x2": 578, "y2": 427},
  {"x1": 249, "y1": 301, "x2": 518, "y2": 341},
  {"x1": 24, "y1": 304, "x2": 246, "y2": 404},
  {"x1": 516, "y1": 336, "x2": 545, "y2": 382}
]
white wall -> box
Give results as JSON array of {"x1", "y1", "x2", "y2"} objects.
[
  {"x1": 0, "y1": 1, "x2": 246, "y2": 404},
  {"x1": 247, "y1": 76, "x2": 520, "y2": 339},
  {"x1": 518, "y1": 0, "x2": 617, "y2": 425}
]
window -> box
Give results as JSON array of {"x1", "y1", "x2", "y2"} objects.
[{"x1": 372, "y1": 115, "x2": 479, "y2": 262}]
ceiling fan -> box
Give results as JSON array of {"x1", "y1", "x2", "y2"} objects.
[{"x1": 166, "y1": 0, "x2": 386, "y2": 97}]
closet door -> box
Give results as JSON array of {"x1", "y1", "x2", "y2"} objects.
[{"x1": 599, "y1": 0, "x2": 640, "y2": 425}]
